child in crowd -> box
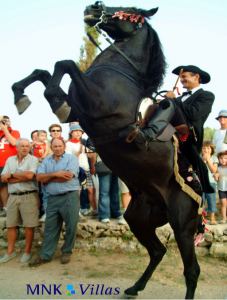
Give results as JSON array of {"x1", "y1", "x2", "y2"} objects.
[
  {"x1": 66, "y1": 124, "x2": 98, "y2": 219},
  {"x1": 201, "y1": 141, "x2": 218, "y2": 224},
  {"x1": 214, "y1": 150, "x2": 227, "y2": 224},
  {"x1": 32, "y1": 130, "x2": 49, "y2": 163}
]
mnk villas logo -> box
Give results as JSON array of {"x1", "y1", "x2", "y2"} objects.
[
  {"x1": 26, "y1": 284, "x2": 120, "y2": 296},
  {"x1": 66, "y1": 285, "x2": 75, "y2": 296}
]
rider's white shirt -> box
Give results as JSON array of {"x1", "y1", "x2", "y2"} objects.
[{"x1": 181, "y1": 86, "x2": 201, "y2": 102}]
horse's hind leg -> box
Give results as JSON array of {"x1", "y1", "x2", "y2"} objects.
[
  {"x1": 173, "y1": 226, "x2": 200, "y2": 299},
  {"x1": 11, "y1": 69, "x2": 68, "y2": 116},
  {"x1": 169, "y1": 193, "x2": 200, "y2": 299},
  {"x1": 124, "y1": 197, "x2": 168, "y2": 297}
]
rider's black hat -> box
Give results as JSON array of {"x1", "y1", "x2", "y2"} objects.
[{"x1": 172, "y1": 65, "x2": 211, "y2": 84}]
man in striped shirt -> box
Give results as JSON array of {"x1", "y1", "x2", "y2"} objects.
[{"x1": 29, "y1": 138, "x2": 80, "y2": 266}]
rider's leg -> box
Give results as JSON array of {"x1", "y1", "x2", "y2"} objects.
[{"x1": 128, "y1": 98, "x2": 180, "y2": 148}]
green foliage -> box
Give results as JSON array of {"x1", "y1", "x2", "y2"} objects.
[
  {"x1": 203, "y1": 127, "x2": 217, "y2": 142},
  {"x1": 122, "y1": 232, "x2": 133, "y2": 242},
  {"x1": 76, "y1": 26, "x2": 101, "y2": 72}
]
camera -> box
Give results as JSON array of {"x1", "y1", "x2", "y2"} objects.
[{"x1": 1, "y1": 119, "x2": 9, "y2": 125}]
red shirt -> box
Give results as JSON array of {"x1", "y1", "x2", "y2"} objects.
[
  {"x1": 0, "y1": 127, "x2": 20, "y2": 167},
  {"x1": 33, "y1": 143, "x2": 47, "y2": 158}
]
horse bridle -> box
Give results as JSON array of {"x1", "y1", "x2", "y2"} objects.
[{"x1": 87, "y1": 1, "x2": 143, "y2": 76}]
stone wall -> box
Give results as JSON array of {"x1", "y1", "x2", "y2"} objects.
[{"x1": 0, "y1": 218, "x2": 227, "y2": 259}]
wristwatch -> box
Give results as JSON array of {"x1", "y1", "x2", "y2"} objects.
[{"x1": 11, "y1": 172, "x2": 14, "y2": 178}]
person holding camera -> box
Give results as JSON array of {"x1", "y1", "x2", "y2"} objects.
[{"x1": 0, "y1": 116, "x2": 20, "y2": 217}]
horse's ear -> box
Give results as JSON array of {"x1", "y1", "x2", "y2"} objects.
[
  {"x1": 147, "y1": 7, "x2": 159, "y2": 17},
  {"x1": 139, "y1": 7, "x2": 158, "y2": 18}
]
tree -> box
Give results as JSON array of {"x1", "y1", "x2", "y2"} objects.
[
  {"x1": 203, "y1": 127, "x2": 217, "y2": 141},
  {"x1": 76, "y1": 26, "x2": 101, "y2": 72}
]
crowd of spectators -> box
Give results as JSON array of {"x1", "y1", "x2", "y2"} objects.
[
  {"x1": 0, "y1": 117, "x2": 130, "y2": 264},
  {"x1": 201, "y1": 110, "x2": 227, "y2": 225},
  {"x1": 0, "y1": 110, "x2": 227, "y2": 265}
]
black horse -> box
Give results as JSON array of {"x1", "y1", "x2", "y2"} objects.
[{"x1": 12, "y1": 3, "x2": 201, "y2": 298}]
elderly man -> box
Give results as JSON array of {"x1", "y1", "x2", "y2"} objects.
[
  {"x1": 29, "y1": 138, "x2": 80, "y2": 266},
  {"x1": 213, "y1": 110, "x2": 227, "y2": 154},
  {"x1": 0, "y1": 138, "x2": 39, "y2": 263},
  {"x1": 0, "y1": 116, "x2": 20, "y2": 216}
]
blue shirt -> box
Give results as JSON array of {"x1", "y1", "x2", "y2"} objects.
[{"x1": 37, "y1": 152, "x2": 80, "y2": 195}]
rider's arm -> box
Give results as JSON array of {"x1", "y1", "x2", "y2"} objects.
[{"x1": 181, "y1": 92, "x2": 215, "y2": 121}]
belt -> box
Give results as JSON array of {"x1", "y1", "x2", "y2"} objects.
[
  {"x1": 11, "y1": 190, "x2": 37, "y2": 196},
  {"x1": 59, "y1": 191, "x2": 75, "y2": 196}
]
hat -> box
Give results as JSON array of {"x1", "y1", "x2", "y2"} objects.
[
  {"x1": 215, "y1": 110, "x2": 227, "y2": 120},
  {"x1": 69, "y1": 123, "x2": 84, "y2": 134},
  {"x1": 172, "y1": 65, "x2": 211, "y2": 84},
  {"x1": 217, "y1": 150, "x2": 227, "y2": 158}
]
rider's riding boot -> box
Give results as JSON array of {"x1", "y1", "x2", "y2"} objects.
[{"x1": 128, "y1": 99, "x2": 175, "y2": 150}]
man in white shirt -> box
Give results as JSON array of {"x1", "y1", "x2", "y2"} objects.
[{"x1": 213, "y1": 110, "x2": 227, "y2": 154}]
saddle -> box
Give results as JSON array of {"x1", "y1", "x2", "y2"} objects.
[{"x1": 127, "y1": 97, "x2": 188, "y2": 143}]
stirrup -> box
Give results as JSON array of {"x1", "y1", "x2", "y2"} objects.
[
  {"x1": 126, "y1": 127, "x2": 138, "y2": 143},
  {"x1": 126, "y1": 119, "x2": 144, "y2": 143}
]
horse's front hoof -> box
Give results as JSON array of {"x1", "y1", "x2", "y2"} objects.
[
  {"x1": 123, "y1": 287, "x2": 138, "y2": 299},
  {"x1": 122, "y1": 294, "x2": 138, "y2": 299},
  {"x1": 15, "y1": 96, "x2": 31, "y2": 115},
  {"x1": 122, "y1": 293, "x2": 138, "y2": 299}
]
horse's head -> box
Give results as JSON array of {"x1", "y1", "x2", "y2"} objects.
[{"x1": 84, "y1": 1, "x2": 158, "y2": 40}]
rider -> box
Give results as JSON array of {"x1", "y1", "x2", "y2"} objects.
[{"x1": 128, "y1": 65, "x2": 215, "y2": 193}]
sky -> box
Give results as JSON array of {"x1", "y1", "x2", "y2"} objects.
[{"x1": 1, "y1": 0, "x2": 227, "y2": 140}]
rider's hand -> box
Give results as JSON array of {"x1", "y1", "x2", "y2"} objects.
[{"x1": 164, "y1": 91, "x2": 176, "y2": 98}]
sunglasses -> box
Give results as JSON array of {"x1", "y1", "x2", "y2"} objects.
[{"x1": 51, "y1": 130, "x2": 61, "y2": 132}]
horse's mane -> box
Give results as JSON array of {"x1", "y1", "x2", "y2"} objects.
[{"x1": 143, "y1": 21, "x2": 167, "y2": 96}]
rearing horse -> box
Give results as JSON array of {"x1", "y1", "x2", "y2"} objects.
[{"x1": 12, "y1": 2, "x2": 201, "y2": 298}]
